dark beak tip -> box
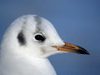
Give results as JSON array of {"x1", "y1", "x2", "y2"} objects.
[
  {"x1": 85, "y1": 51, "x2": 90, "y2": 55},
  {"x1": 83, "y1": 51, "x2": 90, "y2": 55},
  {"x1": 77, "y1": 50, "x2": 90, "y2": 55},
  {"x1": 77, "y1": 46, "x2": 90, "y2": 55}
]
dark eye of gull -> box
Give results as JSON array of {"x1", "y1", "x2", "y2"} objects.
[{"x1": 35, "y1": 35, "x2": 45, "y2": 42}]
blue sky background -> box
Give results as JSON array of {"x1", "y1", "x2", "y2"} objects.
[{"x1": 0, "y1": 0, "x2": 100, "y2": 75}]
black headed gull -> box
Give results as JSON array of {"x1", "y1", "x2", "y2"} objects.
[{"x1": 0, "y1": 15, "x2": 89, "y2": 75}]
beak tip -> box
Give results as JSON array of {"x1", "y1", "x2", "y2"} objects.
[
  {"x1": 85, "y1": 51, "x2": 90, "y2": 55},
  {"x1": 81, "y1": 51, "x2": 90, "y2": 55},
  {"x1": 78, "y1": 46, "x2": 90, "y2": 55}
]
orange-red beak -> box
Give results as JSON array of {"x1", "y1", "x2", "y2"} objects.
[{"x1": 53, "y1": 42, "x2": 89, "y2": 55}]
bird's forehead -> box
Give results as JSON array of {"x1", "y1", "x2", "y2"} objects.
[
  {"x1": 20, "y1": 15, "x2": 59, "y2": 39},
  {"x1": 34, "y1": 16, "x2": 42, "y2": 34},
  {"x1": 33, "y1": 15, "x2": 57, "y2": 35}
]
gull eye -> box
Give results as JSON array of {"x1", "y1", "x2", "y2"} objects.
[{"x1": 35, "y1": 34, "x2": 45, "y2": 42}]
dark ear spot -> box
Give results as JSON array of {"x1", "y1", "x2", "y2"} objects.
[{"x1": 17, "y1": 31, "x2": 26, "y2": 45}]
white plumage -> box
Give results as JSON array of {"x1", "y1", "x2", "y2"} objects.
[
  {"x1": 0, "y1": 15, "x2": 89, "y2": 75},
  {"x1": 0, "y1": 15, "x2": 64, "y2": 75}
]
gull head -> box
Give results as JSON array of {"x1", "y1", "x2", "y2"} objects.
[{"x1": 1, "y1": 15, "x2": 89, "y2": 59}]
